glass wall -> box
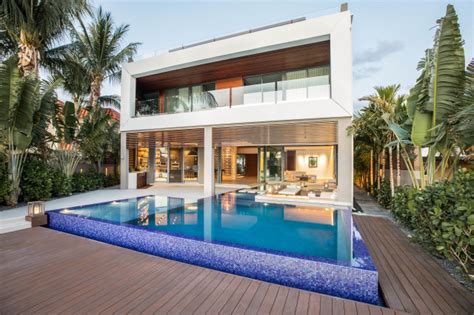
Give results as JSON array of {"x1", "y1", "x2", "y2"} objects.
[
  {"x1": 257, "y1": 146, "x2": 284, "y2": 183},
  {"x1": 169, "y1": 148, "x2": 183, "y2": 183},
  {"x1": 184, "y1": 148, "x2": 198, "y2": 182},
  {"x1": 155, "y1": 147, "x2": 168, "y2": 182},
  {"x1": 233, "y1": 65, "x2": 330, "y2": 106}
]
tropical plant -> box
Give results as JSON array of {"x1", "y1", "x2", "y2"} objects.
[
  {"x1": 20, "y1": 156, "x2": 52, "y2": 201},
  {"x1": 70, "y1": 7, "x2": 139, "y2": 108},
  {"x1": 0, "y1": 0, "x2": 90, "y2": 77},
  {"x1": 78, "y1": 107, "x2": 118, "y2": 171},
  {"x1": 0, "y1": 58, "x2": 58, "y2": 205},
  {"x1": 405, "y1": 5, "x2": 467, "y2": 185},
  {"x1": 360, "y1": 84, "x2": 407, "y2": 195},
  {"x1": 52, "y1": 101, "x2": 115, "y2": 178},
  {"x1": 349, "y1": 85, "x2": 408, "y2": 195},
  {"x1": 392, "y1": 169, "x2": 473, "y2": 274}
]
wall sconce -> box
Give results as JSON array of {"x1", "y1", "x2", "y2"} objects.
[{"x1": 25, "y1": 201, "x2": 48, "y2": 227}]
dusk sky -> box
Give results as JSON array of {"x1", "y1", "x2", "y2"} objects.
[{"x1": 91, "y1": 0, "x2": 473, "y2": 112}]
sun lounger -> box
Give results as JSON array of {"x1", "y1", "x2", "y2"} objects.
[{"x1": 278, "y1": 184, "x2": 301, "y2": 195}]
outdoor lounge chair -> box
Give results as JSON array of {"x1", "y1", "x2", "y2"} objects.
[{"x1": 278, "y1": 184, "x2": 301, "y2": 195}]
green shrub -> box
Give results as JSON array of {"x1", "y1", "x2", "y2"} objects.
[
  {"x1": 20, "y1": 157, "x2": 52, "y2": 201},
  {"x1": 0, "y1": 161, "x2": 10, "y2": 205},
  {"x1": 376, "y1": 179, "x2": 392, "y2": 209},
  {"x1": 50, "y1": 170, "x2": 72, "y2": 197},
  {"x1": 391, "y1": 169, "x2": 474, "y2": 274},
  {"x1": 72, "y1": 172, "x2": 89, "y2": 192},
  {"x1": 71, "y1": 171, "x2": 114, "y2": 192},
  {"x1": 103, "y1": 174, "x2": 120, "y2": 187}
]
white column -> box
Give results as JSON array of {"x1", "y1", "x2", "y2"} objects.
[
  {"x1": 204, "y1": 127, "x2": 215, "y2": 196},
  {"x1": 337, "y1": 118, "x2": 353, "y2": 205},
  {"x1": 147, "y1": 145, "x2": 156, "y2": 184},
  {"x1": 120, "y1": 132, "x2": 128, "y2": 189},
  {"x1": 198, "y1": 147, "x2": 204, "y2": 184}
]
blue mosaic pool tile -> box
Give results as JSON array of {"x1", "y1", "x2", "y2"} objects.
[{"x1": 48, "y1": 211, "x2": 379, "y2": 305}]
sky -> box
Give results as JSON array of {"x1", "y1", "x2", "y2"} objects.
[{"x1": 87, "y1": 0, "x2": 473, "y2": 112}]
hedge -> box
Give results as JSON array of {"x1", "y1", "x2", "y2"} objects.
[
  {"x1": 13, "y1": 156, "x2": 120, "y2": 204},
  {"x1": 392, "y1": 169, "x2": 473, "y2": 274}
]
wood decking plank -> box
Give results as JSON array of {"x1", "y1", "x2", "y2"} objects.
[
  {"x1": 283, "y1": 289, "x2": 299, "y2": 314},
  {"x1": 354, "y1": 215, "x2": 474, "y2": 315},
  {"x1": 271, "y1": 286, "x2": 289, "y2": 314},
  {"x1": 244, "y1": 282, "x2": 270, "y2": 314},
  {"x1": 295, "y1": 291, "x2": 310, "y2": 315},
  {"x1": 369, "y1": 217, "x2": 453, "y2": 314},
  {"x1": 1, "y1": 225, "x2": 457, "y2": 315},
  {"x1": 258, "y1": 283, "x2": 279, "y2": 314}
]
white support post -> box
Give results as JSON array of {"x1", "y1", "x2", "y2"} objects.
[
  {"x1": 147, "y1": 145, "x2": 156, "y2": 185},
  {"x1": 337, "y1": 118, "x2": 353, "y2": 205},
  {"x1": 120, "y1": 132, "x2": 128, "y2": 189},
  {"x1": 204, "y1": 127, "x2": 215, "y2": 196}
]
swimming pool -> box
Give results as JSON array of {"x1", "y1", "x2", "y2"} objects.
[{"x1": 47, "y1": 192, "x2": 379, "y2": 304}]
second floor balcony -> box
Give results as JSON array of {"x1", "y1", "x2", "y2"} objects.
[{"x1": 134, "y1": 66, "x2": 330, "y2": 117}]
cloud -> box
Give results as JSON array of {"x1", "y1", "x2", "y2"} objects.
[
  {"x1": 353, "y1": 66, "x2": 381, "y2": 80},
  {"x1": 353, "y1": 40, "x2": 405, "y2": 66}
]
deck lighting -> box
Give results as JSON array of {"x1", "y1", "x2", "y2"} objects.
[
  {"x1": 26, "y1": 201, "x2": 47, "y2": 227},
  {"x1": 28, "y1": 201, "x2": 45, "y2": 217}
]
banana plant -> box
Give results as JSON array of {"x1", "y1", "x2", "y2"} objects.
[
  {"x1": 407, "y1": 4, "x2": 466, "y2": 185},
  {"x1": 0, "y1": 58, "x2": 58, "y2": 205},
  {"x1": 52, "y1": 101, "x2": 113, "y2": 177}
]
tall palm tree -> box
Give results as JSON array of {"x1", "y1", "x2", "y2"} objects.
[
  {"x1": 71, "y1": 7, "x2": 140, "y2": 108},
  {"x1": 0, "y1": 58, "x2": 58, "y2": 205},
  {"x1": 0, "y1": 0, "x2": 90, "y2": 77},
  {"x1": 360, "y1": 85, "x2": 407, "y2": 196}
]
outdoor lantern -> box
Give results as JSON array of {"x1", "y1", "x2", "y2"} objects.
[
  {"x1": 25, "y1": 201, "x2": 48, "y2": 227},
  {"x1": 28, "y1": 201, "x2": 45, "y2": 217}
]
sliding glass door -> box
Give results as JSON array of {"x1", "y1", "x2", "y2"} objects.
[
  {"x1": 258, "y1": 146, "x2": 284, "y2": 183},
  {"x1": 169, "y1": 148, "x2": 183, "y2": 183}
]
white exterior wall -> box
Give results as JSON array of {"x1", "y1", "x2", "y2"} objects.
[{"x1": 120, "y1": 11, "x2": 353, "y2": 204}]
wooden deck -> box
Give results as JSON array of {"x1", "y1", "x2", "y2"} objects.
[
  {"x1": 354, "y1": 215, "x2": 473, "y2": 315},
  {"x1": 0, "y1": 227, "x2": 400, "y2": 315}
]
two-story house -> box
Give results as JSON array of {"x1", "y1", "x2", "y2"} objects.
[{"x1": 120, "y1": 8, "x2": 353, "y2": 205}]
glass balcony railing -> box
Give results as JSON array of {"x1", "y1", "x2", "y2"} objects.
[
  {"x1": 134, "y1": 76, "x2": 330, "y2": 117},
  {"x1": 135, "y1": 98, "x2": 160, "y2": 116}
]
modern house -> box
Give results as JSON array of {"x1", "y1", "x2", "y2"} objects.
[{"x1": 120, "y1": 7, "x2": 353, "y2": 205}]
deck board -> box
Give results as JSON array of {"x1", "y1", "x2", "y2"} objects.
[
  {"x1": 0, "y1": 227, "x2": 397, "y2": 314},
  {"x1": 354, "y1": 215, "x2": 474, "y2": 315}
]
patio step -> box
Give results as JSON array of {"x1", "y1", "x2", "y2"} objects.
[{"x1": 0, "y1": 216, "x2": 31, "y2": 234}]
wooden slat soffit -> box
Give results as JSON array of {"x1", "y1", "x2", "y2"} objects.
[
  {"x1": 213, "y1": 121, "x2": 338, "y2": 146},
  {"x1": 126, "y1": 121, "x2": 337, "y2": 149}
]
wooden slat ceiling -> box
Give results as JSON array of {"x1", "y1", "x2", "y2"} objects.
[
  {"x1": 126, "y1": 129, "x2": 205, "y2": 148},
  {"x1": 126, "y1": 121, "x2": 337, "y2": 148},
  {"x1": 136, "y1": 41, "x2": 330, "y2": 94},
  {"x1": 213, "y1": 121, "x2": 338, "y2": 146}
]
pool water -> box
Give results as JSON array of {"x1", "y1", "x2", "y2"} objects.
[{"x1": 60, "y1": 192, "x2": 353, "y2": 264}]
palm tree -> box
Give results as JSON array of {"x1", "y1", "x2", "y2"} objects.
[
  {"x1": 0, "y1": 58, "x2": 58, "y2": 205},
  {"x1": 49, "y1": 50, "x2": 90, "y2": 111},
  {"x1": 360, "y1": 85, "x2": 407, "y2": 196},
  {"x1": 0, "y1": 0, "x2": 90, "y2": 77},
  {"x1": 71, "y1": 7, "x2": 140, "y2": 108}
]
